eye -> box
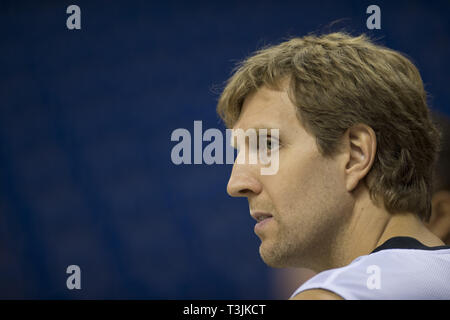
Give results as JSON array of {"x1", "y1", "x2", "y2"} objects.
[
  {"x1": 266, "y1": 138, "x2": 273, "y2": 150},
  {"x1": 260, "y1": 135, "x2": 279, "y2": 151}
]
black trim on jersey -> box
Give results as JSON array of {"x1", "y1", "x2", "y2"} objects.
[{"x1": 371, "y1": 236, "x2": 450, "y2": 254}]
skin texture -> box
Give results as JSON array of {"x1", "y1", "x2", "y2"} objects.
[
  {"x1": 427, "y1": 190, "x2": 450, "y2": 245},
  {"x1": 226, "y1": 85, "x2": 445, "y2": 300}
]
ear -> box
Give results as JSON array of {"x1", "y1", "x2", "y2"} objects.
[
  {"x1": 343, "y1": 124, "x2": 377, "y2": 192},
  {"x1": 428, "y1": 190, "x2": 450, "y2": 245}
]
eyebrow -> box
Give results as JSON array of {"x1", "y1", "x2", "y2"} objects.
[{"x1": 229, "y1": 126, "x2": 281, "y2": 149}]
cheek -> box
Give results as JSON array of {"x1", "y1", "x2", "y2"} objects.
[
  {"x1": 279, "y1": 152, "x2": 327, "y2": 196},
  {"x1": 267, "y1": 152, "x2": 343, "y2": 222}
]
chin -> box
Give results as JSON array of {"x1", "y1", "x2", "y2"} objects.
[{"x1": 259, "y1": 241, "x2": 290, "y2": 268}]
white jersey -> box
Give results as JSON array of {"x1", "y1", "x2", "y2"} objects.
[{"x1": 291, "y1": 237, "x2": 450, "y2": 300}]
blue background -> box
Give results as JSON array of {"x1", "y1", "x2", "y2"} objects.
[{"x1": 0, "y1": 0, "x2": 449, "y2": 299}]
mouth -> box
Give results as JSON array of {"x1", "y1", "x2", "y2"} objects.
[
  {"x1": 251, "y1": 212, "x2": 273, "y2": 222},
  {"x1": 251, "y1": 212, "x2": 274, "y2": 233}
]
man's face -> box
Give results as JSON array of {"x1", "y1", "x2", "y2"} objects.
[{"x1": 227, "y1": 85, "x2": 352, "y2": 269}]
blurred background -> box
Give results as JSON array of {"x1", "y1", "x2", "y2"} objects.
[{"x1": 0, "y1": 0, "x2": 448, "y2": 299}]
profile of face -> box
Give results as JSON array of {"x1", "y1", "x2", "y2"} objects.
[{"x1": 227, "y1": 85, "x2": 354, "y2": 269}]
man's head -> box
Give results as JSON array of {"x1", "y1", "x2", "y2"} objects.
[{"x1": 217, "y1": 33, "x2": 441, "y2": 268}]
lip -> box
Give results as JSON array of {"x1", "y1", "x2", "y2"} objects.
[
  {"x1": 254, "y1": 216, "x2": 273, "y2": 233},
  {"x1": 250, "y1": 211, "x2": 273, "y2": 222},
  {"x1": 251, "y1": 211, "x2": 274, "y2": 233}
]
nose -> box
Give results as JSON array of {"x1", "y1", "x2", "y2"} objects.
[{"x1": 227, "y1": 163, "x2": 262, "y2": 197}]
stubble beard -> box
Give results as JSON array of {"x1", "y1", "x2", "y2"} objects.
[
  {"x1": 258, "y1": 219, "x2": 309, "y2": 268},
  {"x1": 258, "y1": 211, "x2": 344, "y2": 271}
]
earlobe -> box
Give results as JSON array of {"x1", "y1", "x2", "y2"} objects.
[{"x1": 344, "y1": 124, "x2": 377, "y2": 192}]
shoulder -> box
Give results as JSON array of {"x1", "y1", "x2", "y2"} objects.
[
  {"x1": 290, "y1": 289, "x2": 343, "y2": 300},
  {"x1": 291, "y1": 247, "x2": 450, "y2": 300}
]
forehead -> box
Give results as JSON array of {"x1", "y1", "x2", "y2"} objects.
[{"x1": 233, "y1": 86, "x2": 300, "y2": 131}]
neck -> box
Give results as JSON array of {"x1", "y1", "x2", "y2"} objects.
[{"x1": 319, "y1": 189, "x2": 444, "y2": 272}]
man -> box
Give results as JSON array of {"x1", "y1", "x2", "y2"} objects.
[
  {"x1": 216, "y1": 32, "x2": 450, "y2": 299},
  {"x1": 272, "y1": 113, "x2": 450, "y2": 299}
]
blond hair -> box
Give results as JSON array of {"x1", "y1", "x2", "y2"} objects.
[{"x1": 217, "y1": 32, "x2": 440, "y2": 221}]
